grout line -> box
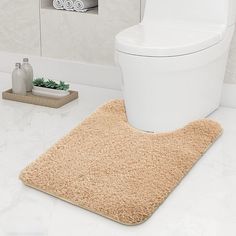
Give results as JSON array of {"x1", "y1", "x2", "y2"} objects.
[
  {"x1": 140, "y1": 0, "x2": 142, "y2": 22},
  {"x1": 39, "y1": 0, "x2": 43, "y2": 56}
]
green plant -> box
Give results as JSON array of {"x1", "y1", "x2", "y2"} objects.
[
  {"x1": 33, "y1": 78, "x2": 70, "y2": 91},
  {"x1": 33, "y1": 78, "x2": 45, "y2": 87},
  {"x1": 45, "y1": 80, "x2": 58, "y2": 89},
  {"x1": 57, "y1": 81, "x2": 70, "y2": 91}
]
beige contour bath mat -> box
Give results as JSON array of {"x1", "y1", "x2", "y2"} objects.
[{"x1": 20, "y1": 100, "x2": 222, "y2": 225}]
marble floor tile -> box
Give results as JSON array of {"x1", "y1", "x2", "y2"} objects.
[{"x1": 0, "y1": 73, "x2": 235, "y2": 236}]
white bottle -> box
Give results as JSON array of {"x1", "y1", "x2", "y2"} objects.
[
  {"x1": 21, "y1": 58, "x2": 33, "y2": 92},
  {"x1": 12, "y1": 63, "x2": 27, "y2": 96}
]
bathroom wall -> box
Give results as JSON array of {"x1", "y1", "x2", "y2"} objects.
[
  {"x1": 0, "y1": 0, "x2": 40, "y2": 55},
  {"x1": 0, "y1": 0, "x2": 140, "y2": 65},
  {"x1": 141, "y1": 0, "x2": 146, "y2": 18},
  {"x1": 41, "y1": 0, "x2": 141, "y2": 65},
  {"x1": 0, "y1": 0, "x2": 236, "y2": 85}
]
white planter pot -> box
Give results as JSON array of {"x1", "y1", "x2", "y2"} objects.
[{"x1": 32, "y1": 86, "x2": 70, "y2": 99}]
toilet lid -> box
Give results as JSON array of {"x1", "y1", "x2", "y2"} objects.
[{"x1": 115, "y1": 21, "x2": 226, "y2": 57}]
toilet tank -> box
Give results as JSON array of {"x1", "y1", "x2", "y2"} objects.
[{"x1": 143, "y1": 0, "x2": 236, "y2": 26}]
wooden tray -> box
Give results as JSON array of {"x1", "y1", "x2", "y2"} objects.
[{"x1": 2, "y1": 89, "x2": 79, "y2": 108}]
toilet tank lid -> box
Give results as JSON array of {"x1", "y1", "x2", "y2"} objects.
[{"x1": 115, "y1": 21, "x2": 226, "y2": 57}]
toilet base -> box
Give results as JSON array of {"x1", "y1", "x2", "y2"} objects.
[{"x1": 116, "y1": 27, "x2": 234, "y2": 132}]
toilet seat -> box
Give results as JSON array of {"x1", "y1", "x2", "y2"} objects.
[{"x1": 116, "y1": 21, "x2": 226, "y2": 57}]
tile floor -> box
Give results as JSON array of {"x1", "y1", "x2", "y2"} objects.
[{"x1": 0, "y1": 72, "x2": 236, "y2": 236}]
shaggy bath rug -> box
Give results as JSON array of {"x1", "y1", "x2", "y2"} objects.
[{"x1": 20, "y1": 100, "x2": 222, "y2": 225}]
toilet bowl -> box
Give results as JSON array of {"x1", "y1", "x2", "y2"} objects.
[{"x1": 115, "y1": 0, "x2": 236, "y2": 132}]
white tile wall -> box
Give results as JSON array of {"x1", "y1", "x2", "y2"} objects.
[
  {"x1": 40, "y1": 0, "x2": 140, "y2": 65},
  {"x1": 0, "y1": 0, "x2": 40, "y2": 55},
  {"x1": 141, "y1": 0, "x2": 146, "y2": 18},
  {"x1": 0, "y1": 0, "x2": 235, "y2": 84}
]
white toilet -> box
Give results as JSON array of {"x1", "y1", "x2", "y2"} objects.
[{"x1": 115, "y1": 0, "x2": 236, "y2": 132}]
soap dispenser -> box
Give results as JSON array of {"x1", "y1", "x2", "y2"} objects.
[
  {"x1": 21, "y1": 58, "x2": 33, "y2": 92},
  {"x1": 12, "y1": 63, "x2": 27, "y2": 96}
]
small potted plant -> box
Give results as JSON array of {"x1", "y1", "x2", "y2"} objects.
[{"x1": 32, "y1": 78, "x2": 70, "y2": 98}]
